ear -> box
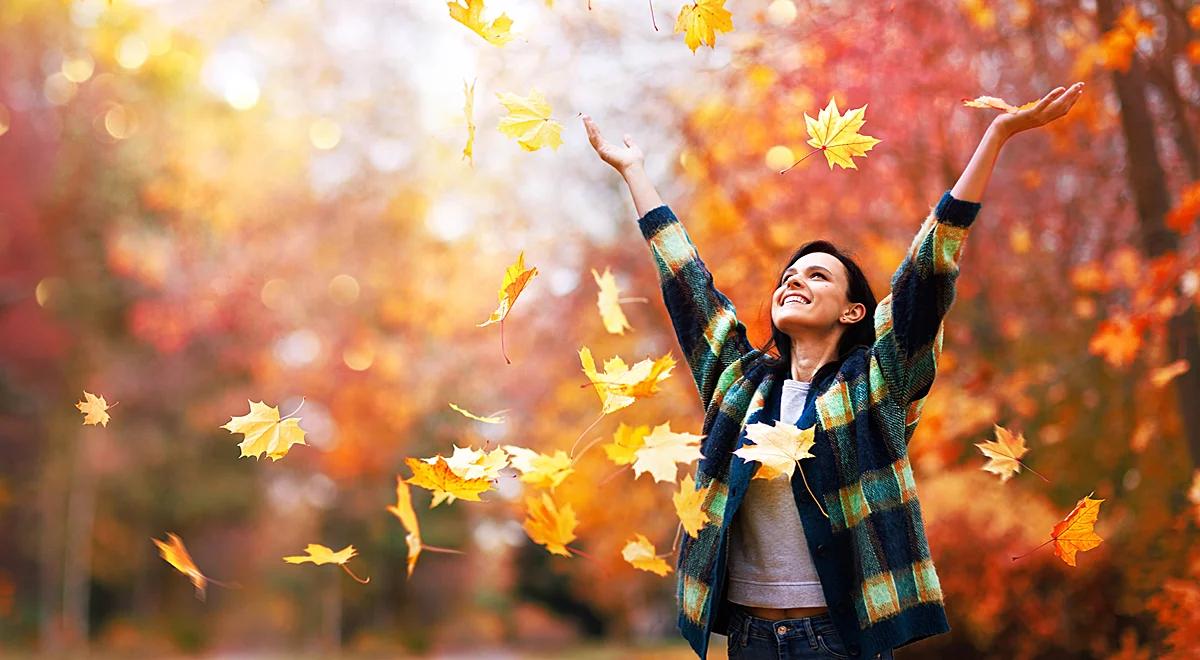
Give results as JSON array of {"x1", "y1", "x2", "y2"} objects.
[{"x1": 840, "y1": 302, "x2": 866, "y2": 324}]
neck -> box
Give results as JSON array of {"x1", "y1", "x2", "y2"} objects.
[{"x1": 787, "y1": 331, "x2": 842, "y2": 382}]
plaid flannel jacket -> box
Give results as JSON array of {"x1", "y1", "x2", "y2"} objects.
[{"x1": 637, "y1": 190, "x2": 982, "y2": 659}]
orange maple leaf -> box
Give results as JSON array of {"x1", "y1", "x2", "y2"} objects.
[
  {"x1": 1050, "y1": 492, "x2": 1105, "y2": 567},
  {"x1": 522, "y1": 491, "x2": 577, "y2": 557},
  {"x1": 405, "y1": 456, "x2": 492, "y2": 507},
  {"x1": 1088, "y1": 315, "x2": 1144, "y2": 368},
  {"x1": 478, "y1": 251, "x2": 538, "y2": 364},
  {"x1": 386, "y1": 477, "x2": 422, "y2": 579},
  {"x1": 152, "y1": 533, "x2": 210, "y2": 600}
]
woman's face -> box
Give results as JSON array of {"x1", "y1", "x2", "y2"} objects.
[{"x1": 770, "y1": 252, "x2": 865, "y2": 337}]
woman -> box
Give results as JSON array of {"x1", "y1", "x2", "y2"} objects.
[{"x1": 583, "y1": 81, "x2": 1084, "y2": 659}]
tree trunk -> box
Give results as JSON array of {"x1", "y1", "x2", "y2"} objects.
[{"x1": 1095, "y1": 0, "x2": 1200, "y2": 468}]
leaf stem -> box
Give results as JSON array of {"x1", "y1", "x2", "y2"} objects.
[
  {"x1": 569, "y1": 413, "x2": 606, "y2": 458},
  {"x1": 421, "y1": 544, "x2": 466, "y2": 555},
  {"x1": 281, "y1": 396, "x2": 307, "y2": 420},
  {"x1": 339, "y1": 563, "x2": 371, "y2": 584},
  {"x1": 796, "y1": 461, "x2": 829, "y2": 519},
  {"x1": 500, "y1": 319, "x2": 511, "y2": 365}
]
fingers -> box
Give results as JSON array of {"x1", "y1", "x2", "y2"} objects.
[{"x1": 581, "y1": 113, "x2": 603, "y2": 148}]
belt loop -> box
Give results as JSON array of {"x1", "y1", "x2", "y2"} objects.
[
  {"x1": 802, "y1": 617, "x2": 818, "y2": 649},
  {"x1": 741, "y1": 606, "x2": 751, "y2": 647}
]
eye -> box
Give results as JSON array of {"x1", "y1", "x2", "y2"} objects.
[{"x1": 811, "y1": 272, "x2": 826, "y2": 280}]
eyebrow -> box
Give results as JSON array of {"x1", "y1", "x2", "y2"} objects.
[{"x1": 782, "y1": 264, "x2": 834, "y2": 278}]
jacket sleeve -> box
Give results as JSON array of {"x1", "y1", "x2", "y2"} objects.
[
  {"x1": 638, "y1": 204, "x2": 754, "y2": 411},
  {"x1": 871, "y1": 191, "x2": 981, "y2": 418}
]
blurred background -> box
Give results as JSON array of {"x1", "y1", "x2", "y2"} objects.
[{"x1": 2, "y1": 0, "x2": 1199, "y2": 657}]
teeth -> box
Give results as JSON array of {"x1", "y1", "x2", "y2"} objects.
[{"x1": 782, "y1": 295, "x2": 810, "y2": 305}]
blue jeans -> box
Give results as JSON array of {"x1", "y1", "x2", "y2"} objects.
[{"x1": 725, "y1": 604, "x2": 894, "y2": 659}]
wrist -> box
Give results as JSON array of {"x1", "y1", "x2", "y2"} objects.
[
  {"x1": 619, "y1": 162, "x2": 646, "y2": 179},
  {"x1": 987, "y1": 118, "x2": 1014, "y2": 143}
]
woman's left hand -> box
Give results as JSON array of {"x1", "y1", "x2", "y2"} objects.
[{"x1": 992, "y1": 82, "x2": 1086, "y2": 139}]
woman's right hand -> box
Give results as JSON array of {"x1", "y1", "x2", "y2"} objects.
[{"x1": 581, "y1": 113, "x2": 644, "y2": 175}]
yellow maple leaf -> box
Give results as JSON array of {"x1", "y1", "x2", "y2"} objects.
[
  {"x1": 424, "y1": 444, "x2": 510, "y2": 481},
  {"x1": 673, "y1": 474, "x2": 713, "y2": 538},
  {"x1": 496, "y1": 89, "x2": 563, "y2": 152},
  {"x1": 591, "y1": 267, "x2": 633, "y2": 335},
  {"x1": 462, "y1": 78, "x2": 476, "y2": 166},
  {"x1": 621, "y1": 533, "x2": 672, "y2": 576},
  {"x1": 447, "y1": 0, "x2": 513, "y2": 46},
  {"x1": 674, "y1": 0, "x2": 733, "y2": 53},
  {"x1": 405, "y1": 456, "x2": 493, "y2": 507},
  {"x1": 478, "y1": 251, "x2": 538, "y2": 327},
  {"x1": 385, "y1": 477, "x2": 422, "y2": 579},
  {"x1": 283, "y1": 543, "x2": 370, "y2": 583},
  {"x1": 962, "y1": 95, "x2": 1040, "y2": 113},
  {"x1": 152, "y1": 533, "x2": 209, "y2": 600},
  {"x1": 478, "y1": 251, "x2": 538, "y2": 364},
  {"x1": 603, "y1": 423, "x2": 650, "y2": 466},
  {"x1": 220, "y1": 400, "x2": 307, "y2": 461},
  {"x1": 734, "y1": 421, "x2": 816, "y2": 479},
  {"x1": 631, "y1": 422, "x2": 705, "y2": 483},
  {"x1": 76, "y1": 390, "x2": 115, "y2": 427},
  {"x1": 735, "y1": 421, "x2": 829, "y2": 517},
  {"x1": 974, "y1": 424, "x2": 1031, "y2": 483},
  {"x1": 502, "y1": 445, "x2": 574, "y2": 490},
  {"x1": 522, "y1": 492, "x2": 577, "y2": 557},
  {"x1": 1050, "y1": 492, "x2": 1105, "y2": 567},
  {"x1": 802, "y1": 98, "x2": 881, "y2": 171},
  {"x1": 448, "y1": 401, "x2": 507, "y2": 424},
  {"x1": 579, "y1": 346, "x2": 676, "y2": 414}
]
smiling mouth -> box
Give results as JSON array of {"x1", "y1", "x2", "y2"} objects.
[{"x1": 781, "y1": 294, "x2": 811, "y2": 306}]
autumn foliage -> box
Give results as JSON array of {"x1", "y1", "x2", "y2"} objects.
[{"x1": 2, "y1": 0, "x2": 1200, "y2": 657}]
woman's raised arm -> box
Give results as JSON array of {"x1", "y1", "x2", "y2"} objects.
[
  {"x1": 582, "y1": 114, "x2": 753, "y2": 412},
  {"x1": 873, "y1": 82, "x2": 1086, "y2": 422}
]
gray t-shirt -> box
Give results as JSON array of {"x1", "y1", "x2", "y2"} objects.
[{"x1": 726, "y1": 378, "x2": 828, "y2": 608}]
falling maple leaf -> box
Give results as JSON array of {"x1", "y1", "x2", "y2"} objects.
[
  {"x1": 579, "y1": 346, "x2": 676, "y2": 415},
  {"x1": 462, "y1": 78, "x2": 476, "y2": 166},
  {"x1": 496, "y1": 89, "x2": 563, "y2": 152},
  {"x1": 592, "y1": 267, "x2": 632, "y2": 335},
  {"x1": 734, "y1": 421, "x2": 816, "y2": 479},
  {"x1": 673, "y1": 474, "x2": 713, "y2": 538},
  {"x1": 502, "y1": 445, "x2": 574, "y2": 489},
  {"x1": 448, "y1": 401, "x2": 507, "y2": 424},
  {"x1": 975, "y1": 424, "x2": 1031, "y2": 483},
  {"x1": 675, "y1": 0, "x2": 733, "y2": 53},
  {"x1": 283, "y1": 543, "x2": 370, "y2": 583},
  {"x1": 447, "y1": 0, "x2": 513, "y2": 46},
  {"x1": 621, "y1": 533, "x2": 672, "y2": 576},
  {"x1": 522, "y1": 491, "x2": 577, "y2": 557},
  {"x1": 221, "y1": 399, "x2": 307, "y2": 461},
  {"x1": 1050, "y1": 492, "x2": 1105, "y2": 567},
  {"x1": 385, "y1": 477, "x2": 422, "y2": 579},
  {"x1": 152, "y1": 533, "x2": 210, "y2": 600},
  {"x1": 423, "y1": 444, "x2": 510, "y2": 481},
  {"x1": 1088, "y1": 315, "x2": 1144, "y2": 368},
  {"x1": 478, "y1": 251, "x2": 538, "y2": 364},
  {"x1": 795, "y1": 98, "x2": 881, "y2": 171},
  {"x1": 1149, "y1": 359, "x2": 1190, "y2": 388},
  {"x1": 76, "y1": 390, "x2": 115, "y2": 427},
  {"x1": 405, "y1": 456, "x2": 493, "y2": 507},
  {"x1": 962, "y1": 95, "x2": 1039, "y2": 114},
  {"x1": 631, "y1": 422, "x2": 705, "y2": 483},
  {"x1": 478, "y1": 251, "x2": 538, "y2": 328},
  {"x1": 602, "y1": 423, "x2": 650, "y2": 466}
]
